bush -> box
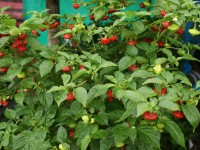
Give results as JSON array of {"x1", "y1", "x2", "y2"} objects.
[{"x1": 0, "y1": 0, "x2": 200, "y2": 149}]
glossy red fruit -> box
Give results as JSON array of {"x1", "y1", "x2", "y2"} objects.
[
  {"x1": 72, "y1": 3, "x2": 80, "y2": 9},
  {"x1": 68, "y1": 24, "x2": 74, "y2": 29},
  {"x1": 100, "y1": 38, "x2": 110, "y2": 45},
  {"x1": 51, "y1": 21, "x2": 60, "y2": 28},
  {"x1": 108, "y1": 8, "x2": 115, "y2": 14},
  {"x1": 22, "y1": 39, "x2": 28, "y2": 45},
  {"x1": 109, "y1": 35, "x2": 118, "y2": 42},
  {"x1": 176, "y1": 28, "x2": 184, "y2": 35},
  {"x1": 0, "y1": 67, "x2": 8, "y2": 73},
  {"x1": 79, "y1": 65, "x2": 85, "y2": 70},
  {"x1": 143, "y1": 111, "x2": 158, "y2": 121},
  {"x1": 102, "y1": 16, "x2": 109, "y2": 20},
  {"x1": 90, "y1": 14, "x2": 95, "y2": 20},
  {"x1": 106, "y1": 90, "x2": 114, "y2": 98},
  {"x1": 157, "y1": 41, "x2": 165, "y2": 48},
  {"x1": 162, "y1": 21, "x2": 172, "y2": 28},
  {"x1": 106, "y1": 97, "x2": 114, "y2": 102},
  {"x1": 128, "y1": 64, "x2": 139, "y2": 71},
  {"x1": 31, "y1": 30, "x2": 40, "y2": 36},
  {"x1": 62, "y1": 66, "x2": 72, "y2": 73},
  {"x1": 18, "y1": 33, "x2": 27, "y2": 40},
  {"x1": 151, "y1": 27, "x2": 159, "y2": 32},
  {"x1": 17, "y1": 45, "x2": 27, "y2": 52},
  {"x1": 127, "y1": 40, "x2": 136, "y2": 46},
  {"x1": 172, "y1": 111, "x2": 185, "y2": 119},
  {"x1": 63, "y1": 34, "x2": 72, "y2": 39},
  {"x1": 0, "y1": 52, "x2": 5, "y2": 57},
  {"x1": 1, "y1": 100, "x2": 9, "y2": 107},
  {"x1": 139, "y1": 2, "x2": 146, "y2": 8},
  {"x1": 66, "y1": 92, "x2": 75, "y2": 101},
  {"x1": 12, "y1": 39, "x2": 20, "y2": 48},
  {"x1": 160, "y1": 10, "x2": 167, "y2": 17},
  {"x1": 154, "y1": 87, "x2": 167, "y2": 95},
  {"x1": 39, "y1": 28, "x2": 46, "y2": 32},
  {"x1": 69, "y1": 129, "x2": 75, "y2": 138}
]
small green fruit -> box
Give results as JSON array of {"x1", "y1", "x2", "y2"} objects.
[
  {"x1": 90, "y1": 118, "x2": 95, "y2": 124},
  {"x1": 115, "y1": 143, "x2": 124, "y2": 148},
  {"x1": 153, "y1": 65, "x2": 162, "y2": 74},
  {"x1": 188, "y1": 28, "x2": 200, "y2": 36},
  {"x1": 17, "y1": 72, "x2": 26, "y2": 78},
  {"x1": 168, "y1": 24, "x2": 179, "y2": 31},
  {"x1": 82, "y1": 115, "x2": 90, "y2": 123}
]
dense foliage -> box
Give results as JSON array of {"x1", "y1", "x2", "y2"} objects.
[{"x1": 0, "y1": 0, "x2": 200, "y2": 149}]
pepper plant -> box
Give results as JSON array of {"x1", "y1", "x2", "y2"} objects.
[{"x1": 0, "y1": 0, "x2": 200, "y2": 150}]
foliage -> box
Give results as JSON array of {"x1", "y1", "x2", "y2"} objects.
[{"x1": 0, "y1": 0, "x2": 200, "y2": 149}]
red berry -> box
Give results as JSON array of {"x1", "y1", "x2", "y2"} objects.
[
  {"x1": 12, "y1": 39, "x2": 20, "y2": 48},
  {"x1": 162, "y1": 22, "x2": 172, "y2": 28},
  {"x1": 160, "y1": 10, "x2": 167, "y2": 17},
  {"x1": 127, "y1": 40, "x2": 136, "y2": 46},
  {"x1": 31, "y1": 30, "x2": 38, "y2": 35},
  {"x1": 100, "y1": 38, "x2": 110, "y2": 45},
  {"x1": 63, "y1": 34, "x2": 72, "y2": 39},
  {"x1": 102, "y1": 16, "x2": 109, "y2": 20},
  {"x1": 68, "y1": 24, "x2": 74, "y2": 29},
  {"x1": 90, "y1": 14, "x2": 95, "y2": 20},
  {"x1": 175, "y1": 28, "x2": 184, "y2": 35},
  {"x1": 153, "y1": 87, "x2": 167, "y2": 95},
  {"x1": 17, "y1": 45, "x2": 27, "y2": 52},
  {"x1": 39, "y1": 28, "x2": 46, "y2": 32},
  {"x1": 51, "y1": 21, "x2": 60, "y2": 28},
  {"x1": 151, "y1": 27, "x2": 159, "y2": 32},
  {"x1": 106, "y1": 90, "x2": 114, "y2": 98},
  {"x1": 0, "y1": 52, "x2": 5, "y2": 57},
  {"x1": 79, "y1": 65, "x2": 84, "y2": 70},
  {"x1": 66, "y1": 92, "x2": 75, "y2": 101},
  {"x1": 128, "y1": 64, "x2": 139, "y2": 71},
  {"x1": 69, "y1": 129, "x2": 75, "y2": 138},
  {"x1": 172, "y1": 111, "x2": 185, "y2": 119},
  {"x1": 106, "y1": 97, "x2": 113, "y2": 103},
  {"x1": 0, "y1": 67, "x2": 8, "y2": 73},
  {"x1": 62, "y1": 66, "x2": 72, "y2": 73},
  {"x1": 157, "y1": 41, "x2": 165, "y2": 48},
  {"x1": 108, "y1": 9, "x2": 115, "y2": 14},
  {"x1": 72, "y1": 3, "x2": 80, "y2": 9},
  {"x1": 143, "y1": 111, "x2": 158, "y2": 121},
  {"x1": 18, "y1": 33, "x2": 27, "y2": 40},
  {"x1": 1, "y1": 100, "x2": 9, "y2": 107},
  {"x1": 139, "y1": 2, "x2": 146, "y2": 8},
  {"x1": 109, "y1": 35, "x2": 118, "y2": 42}
]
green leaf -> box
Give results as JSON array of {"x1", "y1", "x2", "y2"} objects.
[
  {"x1": 163, "y1": 117, "x2": 185, "y2": 148},
  {"x1": 0, "y1": 36, "x2": 9, "y2": 48},
  {"x1": 142, "y1": 77, "x2": 164, "y2": 85},
  {"x1": 98, "y1": 61, "x2": 117, "y2": 69},
  {"x1": 74, "y1": 122, "x2": 93, "y2": 139},
  {"x1": 182, "y1": 105, "x2": 200, "y2": 130},
  {"x1": 138, "y1": 86, "x2": 157, "y2": 98},
  {"x1": 113, "y1": 124, "x2": 129, "y2": 145},
  {"x1": 155, "y1": 57, "x2": 168, "y2": 65},
  {"x1": 20, "y1": 78, "x2": 36, "y2": 88},
  {"x1": 126, "y1": 45, "x2": 138, "y2": 56},
  {"x1": 136, "y1": 102, "x2": 150, "y2": 117},
  {"x1": 196, "y1": 80, "x2": 200, "y2": 89},
  {"x1": 39, "y1": 60, "x2": 54, "y2": 77},
  {"x1": 121, "y1": 28, "x2": 136, "y2": 38},
  {"x1": 131, "y1": 70, "x2": 155, "y2": 78},
  {"x1": 4, "y1": 109, "x2": 16, "y2": 120},
  {"x1": 7, "y1": 66, "x2": 22, "y2": 80},
  {"x1": 119, "y1": 56, "x2": 135, "y2": 71},
  {"x1": 161, "y1": 71, "x2": 174, "y2": 83},
  {"x1": 54, "y1": 90, "x2": 68, "y2": 106},
  {"x1": 38, "y1": 92, "x2": 53, "y2": 107},
  {"x1": 135, "y1": 56, "x2": 149, "y2": 64},
  {"x1": 57, "y1": 126, "x2": 67, "y2": 143},
  {"x1": 137, "y1": 125, "x2": 161, "y2": 149},
  {"x1": 88, "y1": 84, "x2": 114, "y2": 101},
  {"x1": 91, "y1": 129, "x2": 109, "y2": 139},
  {"x1": 14, "y1": 92, "x2": 25, "y2": 105},
  {"x1": 39, "y1": 50, "x2": 52, "y2": 58},
  {"x1": 122, "y1": 90, "x2": 146, "y2": 102},
  {"x1": 47, "y1": 86, "x2": 67, "y2": 93},
  {"x1": 74, "y1": 87, "x2": 88, "y2": 107},
  {"x1": 129, "y1": 127, "x2": 137, "y2": 144},
  {"x1": 71, "y1": 69, "x2": 88, "y2": 81},
  {"x1": 1, "y1": 132, "x2": 10, "y2": 146},
  {"x1": 100, "y1": 135, "x2": 114, "y2": 150},
  {"x1": 0, "y1": 58, "x2": 13, "y2": 67},
  {"x1": 61, "y1": 74, "x2": 71, "y2": 86},
  {"x1": 159, "y1": 100, "x2": 180, "y2": 111},
  {"x1": 21, "y1": 57, "x2": 34, "y2": 66},
  {"x1": 94, "y1": 6, "x2": 105, "y2": 20},
  {"x1": 95, "y1": 112, "x2": 108, "y2": 125},
  {"x1": 81, "y1": 135, "x2": 91, "y2": 150}
]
